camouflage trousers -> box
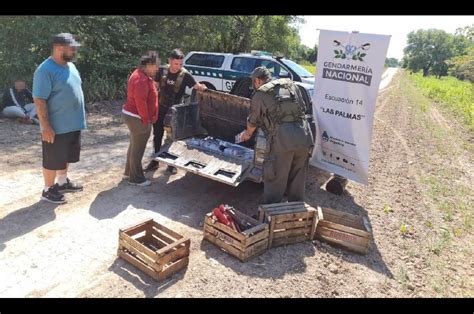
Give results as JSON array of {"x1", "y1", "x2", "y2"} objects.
[{"x1": 262, "y1": 147, "x2": 310, "y2": 204}]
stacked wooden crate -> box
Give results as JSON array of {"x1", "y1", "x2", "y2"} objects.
[{"x1": 258, "y1": 202, "x2": 318, "y2": 248}]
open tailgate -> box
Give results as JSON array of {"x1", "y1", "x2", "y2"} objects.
[{"x1": 155, "y1": 138, "x2": 254, "y2": 187}]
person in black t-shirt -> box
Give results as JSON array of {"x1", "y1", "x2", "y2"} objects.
[{"x1": 144, "y1": 49, "x2": 207, "y2": 174}]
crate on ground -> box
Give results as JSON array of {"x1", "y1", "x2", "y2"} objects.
[
  {"x1": 315, "y1": 207, "x2": 372, "y2": 254},
  {"x1": 118, "y1": 218, "x2": 190, "y2": 281},
  {"x1": 203, "y1": 207, "x2": 269, "y2": 262},
  {"x1": 258, "y1": 202, "x2": 318, "y2": 248}
]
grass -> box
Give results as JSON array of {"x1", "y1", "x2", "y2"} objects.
[
  {"x1": 82, "y1": 74, "x2": 127, "y2": 104},
  {"x1": 300, "y1": 62, "x2": 316, "y2": 75},
  {"x1": 429, "y1": 227, "x2": 452, "y2": 256},
  {"x1": 402, "y1": 75, "x2": 472, "y2": 235},
  {"x1": 398, "y1": 72, "x2": 473, "y2": 295},
  {"x1": 383, "y1": 204, "x2": 393, "y2": 214},
  {"x1": 408, "y1": 72, "x2": 474, "y2": 130},
  {"x1": 404, "y1": 71, "x2": 472, "y2": 246},
  {"x1": 396, "y1": 265, "x2": 410, "y2": 289},
  {"x1": 419, "y1": 176, "x2": 450, "y2": 201},
  {"x1": 437, "y1": 202, "x2": 454, "y2": 222},
  {"x1": 419, "y1": 174, "x2": 473, "y2": 234}
]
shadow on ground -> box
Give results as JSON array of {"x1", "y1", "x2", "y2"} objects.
[
  {"x1": 89, "y1": 164, "x2": 392, "y2": 281},
  {"x1": 305, "y1": 167, "x2": 394, "y2": 279},
  {"x1": 199, "y1": 237, "x2": 316, "y2": 279},
  {"x1": 89, "y1": 168, "x2": 263, "y2": 226},
  {"x1": 107, "y1": 258, "x2": 186, "y2": 297},
  {"x1": 0, "y1": 201, "x2": 59, "y2": 252}
]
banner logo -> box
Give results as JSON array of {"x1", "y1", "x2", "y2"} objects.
[{"x1": 333, "y1": 40, "x2": 371, "y2": 61}]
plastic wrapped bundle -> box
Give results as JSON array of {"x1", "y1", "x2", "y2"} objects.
[
  {"x1": 186, "y1": 138, "x2": 203, "y2": 147},
  {"x1": 201, "y1": 138, "x2": 221, "y2": 153},
  {"x1": 187, "y1": 136, "x2": 253, "y2": 161}
]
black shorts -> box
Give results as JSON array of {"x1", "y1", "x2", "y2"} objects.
[{"x1": 42, "y1": 131, "x2": 81, "y2": 170}]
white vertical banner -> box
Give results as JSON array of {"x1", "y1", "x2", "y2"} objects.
[{"x1": 310, "y1": 30, "x2": 391, "y2": 184}]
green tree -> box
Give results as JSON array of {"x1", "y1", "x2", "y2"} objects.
[
  {"x1": 0, "y1": 16, "x2": 161, "y2": 100},
  {"x1": 295, "y1": 44, "x2": 317, "y2": 63},
  {"x1": 385, "y1": 57, "x2": 400, "y2": 67},
  {"x1": 403, "y1": 28, "x2": 470, "y2": 78},
  {"x1": 0, "y1": 15, "x2": 307, "y2": 102},
  {"x1": 455, "y1": 24, "x2": 474, "y2": 41},
  {"x1": 447, "y1": 46, "x2": 474, "y2": 82},
  {"x1": 0, "y1": 16, "x2": 73, "y2": 87},
  {"x1": 447, "y1": 25, "x2": 474, "y2": 82}
]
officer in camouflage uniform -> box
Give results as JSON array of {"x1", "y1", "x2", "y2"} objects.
[{"x1": 240, "y1": 67, "x2": 313, "y2": 204}]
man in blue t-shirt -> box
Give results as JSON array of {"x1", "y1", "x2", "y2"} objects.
[{"x1": 33, "y1": 33, "x2": 87, "y2": 204}]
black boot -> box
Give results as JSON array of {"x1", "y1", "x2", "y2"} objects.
[
  {"x1": 166, "y1": 165, "x2": 177, "y2": 175},
  {"x1": 144, "y1": 160, "x2": 159, "y2": 172}
]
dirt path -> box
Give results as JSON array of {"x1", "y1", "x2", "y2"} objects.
[{"x1": 0, "y1": 70, "x2": 472, "y2": 297}]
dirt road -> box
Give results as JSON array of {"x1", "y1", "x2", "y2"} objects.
[{"x1": 0, "y1": 70, "x2": 472, "y2": 297}]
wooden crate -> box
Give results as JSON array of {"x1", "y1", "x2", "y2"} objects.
[
  {"x1": 203, "y1": 209, "x2": 269, "y2": 262},
  {"x1": 118, "y1": 218, "x2": 190, "y2": 281},
  {"x1": 315, "y1": 207, "x2": 372, "y2": 254},
  {"x1": 258, "y1": 202, "x2": 318, "y2": 248}
]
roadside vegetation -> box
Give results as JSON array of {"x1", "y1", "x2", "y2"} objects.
[{"x1": 409, "y1": 72, "x2": 474, "y2": 129}]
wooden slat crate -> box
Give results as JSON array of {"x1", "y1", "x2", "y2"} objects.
[
  {"x1": 258, "y1": 202, "x2": 318, "y2": 248},
  {"x1": 315, "y1": 207, "x2": 372, "y2": 254},
  {"x1": 118, "y1": 218, "x2": 190, "y2": 281},
  {"x1": 203, "y1": 209, "x2": 269, "y2": 262}
]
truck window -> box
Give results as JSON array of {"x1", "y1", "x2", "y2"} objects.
[
  {"x1": 258, "y1": 60, "x2": 290, "y2": 78},
  {"x1": 231, "y1": 57, "x2": 257, "y2": 73},
  {"x1": 186, "y1": 54, "x2": 224, "y2": 68},
  {"x1": 207, "y1": 55, "x2": 225, "y2": 68},
  {"x1": 280, "y1": 59, "x2": 314, "y2": 78}
]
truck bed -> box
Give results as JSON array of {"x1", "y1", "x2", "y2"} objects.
[{"x1": 155, "y1": 90, "x2": 263, "y2": 186}]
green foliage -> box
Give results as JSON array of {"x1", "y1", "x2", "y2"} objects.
[
  {"x1": 403, "y1": 27, "x2": 472, "y2": 78},
  {"x1": 447, "y1": 46, "x2": 474, "y2": 82},
  {"x1": 400, "y1": 224, "x2": 408, "y2": 235},
  {"x1": 409, "y1": 72, "x2": 474, "y2": 129},
  {"x1": 300, "y1": 62, "x2": 316, "y2": 75},
  {"x1": 0, "y1": 16, "x2": 162, "y2": 103},
  {"x1": 296, "y1": 44, "x2": 317, "y2": 64},
  {"x1": 130, "y1": 15, "x2": 306, "y2": 60},
  {"x1": 429, "y1": 227, "x2": 451, "y2": 256},
  {"x1": 383, "y1": 204, "x2": 393, "y2": 214},
  {"x1": 385, "y1": 58, "x2": 400, "y2": 67},
  {"x1": 0, "y1": 15, "x2": 310, "y2": 103}
]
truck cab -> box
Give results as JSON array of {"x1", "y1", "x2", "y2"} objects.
[{"x1": 183, "y1": 51, "x2": 315, "y2": 99}]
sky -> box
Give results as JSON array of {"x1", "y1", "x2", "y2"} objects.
[{"x1": 298, "y1": 16, "x2": 473, "y2": 60}]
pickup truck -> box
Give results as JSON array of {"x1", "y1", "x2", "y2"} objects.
[
  {"x1": 154, "y1": 88, "x2": 315, "y2": 187},
  {"x1": 183, "y1": 51, "x2": 315, "y2": 103}
]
